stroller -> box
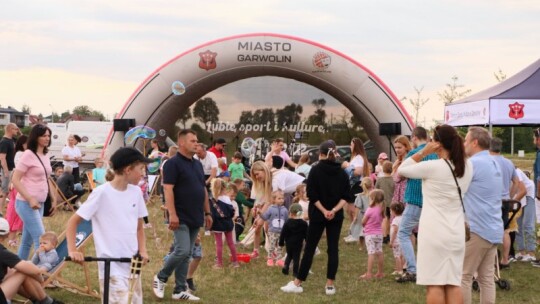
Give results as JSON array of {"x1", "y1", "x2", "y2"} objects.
[{"x1": 472, "y1": 199, "x2": 521, "y2": 292}]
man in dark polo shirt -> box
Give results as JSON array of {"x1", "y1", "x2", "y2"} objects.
[
  {"x1": 153, "y1": 129, "x2": 212, "y2": 301},
  {"x1": 0, "y1": 123, "x2": 18, "y2": 217}
]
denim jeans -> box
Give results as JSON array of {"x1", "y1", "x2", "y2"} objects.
[
  {"x1": 516, "y1": 196, "x2": 536, "y2": 252},
  {"x1": 15, "y1": 199, "x2": 45, "y2": 259},
  {"x1": 397, "y1": 203, "x2": 421, "y2": 274},
  {"x1": 157, "y1": 224, "x2": 199, "y2": 293}
]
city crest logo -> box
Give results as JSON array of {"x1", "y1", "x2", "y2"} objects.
[
  {"x1": 508, "y1": 102, "x2": 524, "y2": 120},
  {"x1": 199, "y1": 50, "x2": 217, "y2": 71},
  {"x1": 312, "y1": 51, "x2": 331, "y2": 71}
]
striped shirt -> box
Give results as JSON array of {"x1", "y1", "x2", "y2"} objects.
[{"x1": 403, "y1": 143, "x2": 438, "y2": 207}]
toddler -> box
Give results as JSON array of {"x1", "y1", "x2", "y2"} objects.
[
  {"x1": 293, "y1": 184, "x2": 309, "y2": 222},
  {"x1": 344, "y1": 177, "x2": 372, "y2": 247},
  {"x1": 228, "y1": 152, "x2": 250, "y2": 181},
  {"x1": 389, "y1": 202, "x2": 405, "y2": 276},
  {"x1": 360, "y1": 189, "x2": 385, "y2": 279},
  {"x1": 375, "y1": 160, "x2": 395, "y2": 243},
  {"x1": 31, "y1": 232, "x2": 60, "y2": 272},
  {"x1": 210, "y1": 178, "x2": 239, "y2": 268},
  {"x1": 278, "y1": 203, "x2": 308, "y2": 277},
  {"x1": 261, "y1": 190, "x2": 289, "y2": 266}
]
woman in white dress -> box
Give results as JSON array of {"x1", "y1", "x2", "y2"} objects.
[
  {"x1": 61, "y1": 134, "x2": 84, "y2": 184},
  {"x1": 398, "y1": 125, "x2": 473, "y2": 304}
]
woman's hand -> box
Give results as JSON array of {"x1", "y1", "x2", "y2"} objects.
[
  {"x1": 422, "y1": 141, "x2": 441, "y2": 155},
  {"x1": 69, "y1": 251, "x2": 85, "y2": 264},
  {"x1": 29, "y1": 197, "x2": 40, "y2": 210},
  {"x1": 48, "y1": 198, "x2": 57, "y2": 216}
]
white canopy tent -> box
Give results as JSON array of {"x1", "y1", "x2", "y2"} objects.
[{"x1": 444, "y1": 58, "x2": 540, "y2": 128}]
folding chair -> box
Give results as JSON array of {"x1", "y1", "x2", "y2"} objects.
[
  {"x1": 49, "y1": 178, "x2": 77, "y2": 212},
  {"x1": 86, "y1": 171, "x2": 96, "y2": 191},
  {"x1": 41, "y1": 219, "x2": 100, "y2": 299}
]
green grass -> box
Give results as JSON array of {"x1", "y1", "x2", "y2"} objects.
[{"x1": 4, "y1": 196, "x2": 532, "y2": 304}]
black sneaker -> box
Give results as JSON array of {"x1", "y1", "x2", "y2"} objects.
[
  {"x1": 51, "y1": 299, "x2": 65, "y2": 304},
  {"x1": 531, "y1": 261, "x2": 540, "y2": 268},
  {"x1": 396, "y1": 272, "x2": 416, "y2": 283},
  {"x1": 383, "y1": 236, "x2": 390, "y2": 244},
  {"x1": 499, "y1": 263, "x2": 510, "y2": 270},
  {"x1": 186, "y1": 278, "x2": 197, "y2": 292}
]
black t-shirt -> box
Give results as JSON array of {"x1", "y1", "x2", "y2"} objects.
[
  {"x1": 0, "y1": 244, "x2": 22, "y2": 281},
  {"x1": 0, "y1": 137, "x2": 15, "y2": 171},
  {"x1": 162, "y1": 153, "x2": 206, "y2": 228}
]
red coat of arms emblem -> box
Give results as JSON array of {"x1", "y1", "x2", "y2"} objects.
[
  {"x1": 508, "y1": 102, "x2": 524, "y2": 120},
  {"x1": 199, "y1": 50, "x2": 217, "y2": 71}
]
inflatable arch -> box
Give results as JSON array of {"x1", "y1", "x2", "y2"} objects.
[{"x1": 104, "y1": 33, "x2": 413, "y2": 159}]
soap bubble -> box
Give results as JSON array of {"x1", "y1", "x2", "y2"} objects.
[
  {"x1": 172, "y1": 81, "x2": 186, "y2": 96},
  {"x1": 124, "y1": 125, "x2": 156, "y2": 145},
  {"x1": 147, "y1": 157, "x2": 162, "y2": 173}
]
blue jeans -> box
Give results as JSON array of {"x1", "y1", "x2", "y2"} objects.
[
  {"x1": 15, "y1": 199, "x2": 45, "y2": 259},
  {"x1": 397, "y1": 203, "x2": 421, "y2": 274},
  {"x1": 157, "y1": 224, "x2": 199, "y2": 293},
  {"x1": 516, "y1": 196, "x2": 536, "y2": 252}
]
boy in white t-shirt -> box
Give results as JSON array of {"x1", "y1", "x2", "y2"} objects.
[{"x1": 66, "y1": 147, "x2": 152, "y2": 304}]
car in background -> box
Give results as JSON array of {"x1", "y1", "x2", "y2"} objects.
[{"x1": 291, "y1": 140, "x2": 377, "y2": 165}]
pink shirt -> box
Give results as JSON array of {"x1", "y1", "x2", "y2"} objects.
[
  {"x1": 15, "y1": 150, "x2": 52, "y2": 203},
  {"x1": 363, "y1": 205, "x2": 383, "y2": 235}
]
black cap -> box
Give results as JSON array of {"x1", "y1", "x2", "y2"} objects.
[
  {"x1": 110, "y1": 147, "x2": 153, "y2": 171},
  {"x1": 272, "y1": 155, "x2": 284, "y2": 169},
  {"x1": 216, "y1": 138, "x2": 227, "y2": 144},
  {"x1": 319, "y1": 140, "x2": 336, "y2": 154}
]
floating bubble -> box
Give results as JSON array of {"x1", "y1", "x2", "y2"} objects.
[
  {"x1": 147, "y1": 157, "x2": 162, "y2": 173},
  {"x1": 241, "y1": 137, "x2": 256, "y2": 158},
  {"x1": 124, "y1": 125, "x2": 156, "y2": 145},
  {"x1": 171, "y1": 81, "x2": 186, "y2": 96},
  {"x1": 158, "y1": 129, "x2": 166, "y2": 137}
]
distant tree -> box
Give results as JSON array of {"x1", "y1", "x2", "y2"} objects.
[
  {"x1": 193, "y1": 97, "x2": 220, "y2": 127},
  {"x1": 21, "y1": 104, "x2": 31, "y2": 114},
  {"x1": 72, "y1": 105, "x2": 92, "y2": 116},
  {"x1": 276, "y1": 103, "x2": 303, "y2": 127},
  {"x1": 176, "y1": 108, "x2": 192, "y2": 129},
  {"x1": 438, "y1": 76, "x2": 471, "y2": 104},
  {"x1": 402, "y1": 86, "x2": 429, "y2": 126},
  {"x1": 237, "y1": 110, "x2": 254, "y2": 126},
  {"x1": 190, "y1": 122, "x2": 211, "y2": 145},
  {"x1": 252, "y1": 108, "x2": 275, "y2": 125},
  {"x1": 307, "y1": 98, "x2": 327, "y2": 125}
]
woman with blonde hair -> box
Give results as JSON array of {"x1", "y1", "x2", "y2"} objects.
[
  {"x1": 391, "y1": 136, "x2": 412, "y2": 205},
  {"x1": 248, "y1": 161, "x2": 272, "y2": 258}
]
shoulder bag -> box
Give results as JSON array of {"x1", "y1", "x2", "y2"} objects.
[{"x1": 443, "y1": 159, "x2": 470, "y2": 242}]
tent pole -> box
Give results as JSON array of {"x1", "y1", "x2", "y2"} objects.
[{"x1": 511, "y1": 127, "x2": 514, "y2": 156}]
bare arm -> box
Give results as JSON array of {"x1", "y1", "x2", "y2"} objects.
[
  {"x1": 511, "y1": 177, "x2": 526, "y2": 201},
  {"x1": 137, "y1": 218, "x2": 149, "y2": 264},
  {"x1": 0, "y1": 153, "x2": 9, "y2": 177},
  {"x1": 67, "y1": 214, "x2": 84, "y2": 262},
  {"x1": 203, "y1": 189, "x2": 212, "y2": 229},
  {"x1": 164, "y1": 184, "x2": 179, "y2": 230},
  {"x1": 12, "y1": 169, "x2": 40, "y2": 209},
  {"x1": 13, "y1": 260, "x2": 44, "y2": 281}
]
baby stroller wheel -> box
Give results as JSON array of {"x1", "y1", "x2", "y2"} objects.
[
  {"x1": 496, "y1": 279, "x2": 511, "y2": 290},
  {"x1": 472, "y1": 280, "x2": 479, "y2": 292}
]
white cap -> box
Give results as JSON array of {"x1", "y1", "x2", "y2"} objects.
[{"x1": 0, "y1": 218, "x2": 9, "y2": 236}]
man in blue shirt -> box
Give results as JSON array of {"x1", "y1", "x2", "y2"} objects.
[
  {"x1": 396, "y1": 127, "x2": 438, "y2": 283},
  {"x1": 461, "y1": 127, "x2": 503, "y2": 304},
  {"x1": 532, "y1": 128, "x2": 540, "y2": 267},
  {"x1": 153, "y1": 130, "x2": 213, "y2": 301}
]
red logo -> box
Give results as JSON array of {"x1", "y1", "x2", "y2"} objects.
[
  {"x1": 312, "y1": 52, "x2": 331, "y2": 70},
  {"x1": 508, "y1": 102, "x2": 524, "y2": 120},
  {"x1": 199, "y1": 50, "x2": 217, "y2": 71}
]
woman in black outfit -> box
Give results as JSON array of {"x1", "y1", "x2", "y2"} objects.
[{"x1": 280, "y1": 140, "x2": 351, "y2": 295}]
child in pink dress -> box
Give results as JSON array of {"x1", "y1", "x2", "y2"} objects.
[{"x1": 360, "y1": 189, "x2": 385, "y2": 279}]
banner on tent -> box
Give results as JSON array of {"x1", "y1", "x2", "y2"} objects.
[
  {"x1": 444, "y1": 100, "x2": 489, "y2": 126},
  {"x1": 490, "y1": 99, "x2": 540, "y2": 125}
]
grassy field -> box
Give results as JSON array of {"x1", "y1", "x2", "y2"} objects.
[
  {"x1": 6, "y1": 155, "x2": 539, "y2": 303},
  {"x1": 5, "y1": 193, "x2": 537, "y2": 304}
]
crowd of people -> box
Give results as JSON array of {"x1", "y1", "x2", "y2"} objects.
[{"x1": 0, "y1": 123, "x2": 539, "y2": 304}]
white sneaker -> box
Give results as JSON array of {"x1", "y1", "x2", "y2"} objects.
[
  {"x1": 522, "y1": 254, "x2": 536, "y2": 262},
  {"x1": 515, "y1": 252, "x2": 524, "y2": 261},
  {"x1": 280, "y1": 281, "x2": 303, "y2": 293},
  {"x1": 172, "y1": 291, "x2": 200, "y2": 301},
  {"x1": 152, "y1": 275, "x2": 166, "y2": 299},
  {"x1": 343, "y1": 235, "x2": 358, "y2": 243},
  {"x1": 325, "y1": 285, "x2": 336, "y2": 295}
]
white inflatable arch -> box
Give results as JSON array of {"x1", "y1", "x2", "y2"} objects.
[{"x1": 104, "y1": 33, "x2": 413, "y2": 158}]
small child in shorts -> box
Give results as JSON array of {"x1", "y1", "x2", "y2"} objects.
[{"x1": 389, "y1": 202, "x2": 405, "y2": 276}]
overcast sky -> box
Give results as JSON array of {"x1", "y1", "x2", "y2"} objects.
[{"x1": 1, "y1": 0, "x2": 539, "y2": 126}]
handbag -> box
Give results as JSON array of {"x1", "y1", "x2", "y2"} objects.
[
  {"x1": 443, "y1": 159, "x2": 470, "y2": 242},
  {"x1": 32, "y1": 151, "x2": 53, "y2": 217}
]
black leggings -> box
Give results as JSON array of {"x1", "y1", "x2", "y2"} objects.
[
  {"x1": 297, "y1": 219, "x2": 343, "y2": 281},
  {"x1": 284, "y1": 244, "x2": 303, "y2": 277}
]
